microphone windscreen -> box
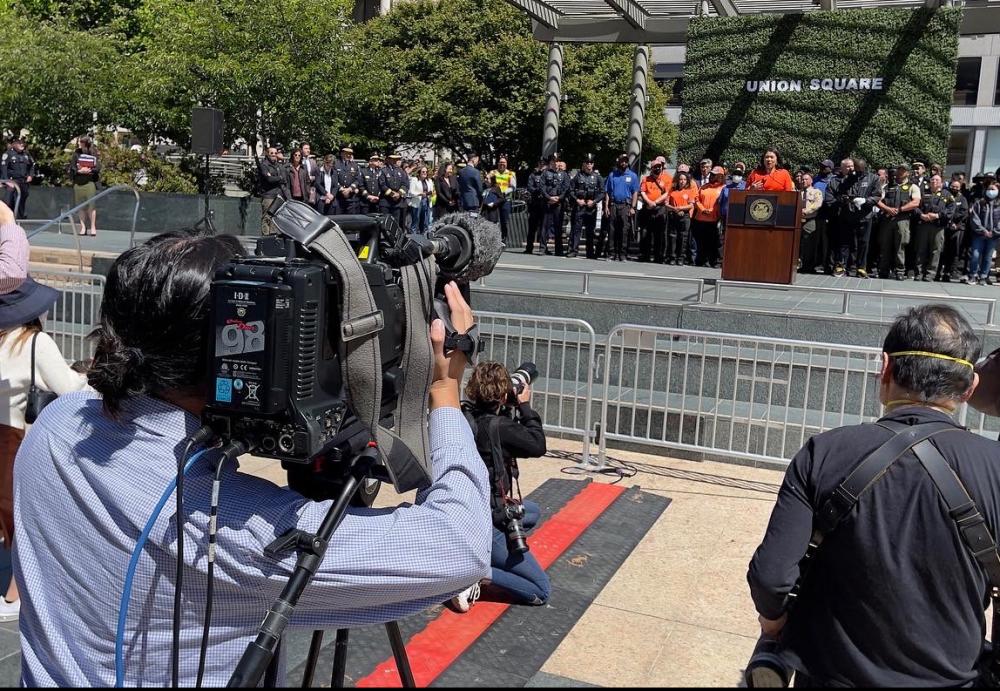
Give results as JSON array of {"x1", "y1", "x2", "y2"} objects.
[{"x1": 431, "y1": 213, "x2": 503, "y2": 282}]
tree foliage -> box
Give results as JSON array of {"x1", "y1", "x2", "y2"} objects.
[{"x1": 2, "y1": 0, "x2": 678, "y2": 176}]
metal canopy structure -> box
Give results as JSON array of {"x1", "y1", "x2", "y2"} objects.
[{"x1": 505, "y1": 0, "x2": 1000, "y2": 43}]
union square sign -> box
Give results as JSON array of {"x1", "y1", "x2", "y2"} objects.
[{"x1": 745, "y1": 77, "x2": 885, "y2": 92}]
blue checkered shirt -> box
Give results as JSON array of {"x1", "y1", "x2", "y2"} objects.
[{"x1": 13, "y1": 392, "x2": 491, "y2": 687}]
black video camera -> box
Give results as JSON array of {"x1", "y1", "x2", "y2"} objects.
[{"x1": 201, "y1": 200, "x2": 502, "y2": 501}]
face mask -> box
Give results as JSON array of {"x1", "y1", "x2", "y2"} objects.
[
  {"x1": 987, "y1": 189, "x2": 999, "y2": 200},
  {"x1": 732, "y1": 175, "x2": 743, "y2": 184}
]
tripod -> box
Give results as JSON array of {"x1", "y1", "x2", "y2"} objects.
[
  {"x1": 227, "y1": 447, "x2": 414, "y2": 688},
  {"x1": 193, "y1": 153, "x2": 217, "y2": 235}
]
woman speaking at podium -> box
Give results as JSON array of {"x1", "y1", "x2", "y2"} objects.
[{"x1": 745, "y1": 147, "x2": 795, "y2": 192}]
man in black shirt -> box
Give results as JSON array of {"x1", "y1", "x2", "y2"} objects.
[
  {"x1": 748, "y1": 304, "x2": 1000, "y2": 687},
  {"x1": 256, "y1": 146, "x2": 286, "y2": 234},
  {"x1": 940, "y1": 179, "x2": 971, "y2": 281},
  {"x1": 523, "y1": 159, "x2": 547, "y2": 255}
]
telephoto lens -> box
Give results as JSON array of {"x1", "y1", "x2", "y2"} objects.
[
  {"x1": 503, "y1": 503, "x2": 529, "y2": 554},
  {"x1": 510, "y1": 362, "x2": 538, "y2": 395}
]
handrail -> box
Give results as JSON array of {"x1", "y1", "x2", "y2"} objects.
[
  {"x1": 480, "y1": 262, "x2": 706, "y2": 303},
  {"x1": 0, "y1": 180, "x2": 22, "y2": 219},
  {"x1": 27, "y1": 184, "x2": 142, "y2": 249},
  {"x1": 715, "y1": 279, "x2": 999, "y2": 326}
]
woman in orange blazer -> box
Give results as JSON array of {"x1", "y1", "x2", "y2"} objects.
[{"x1": 745, "y1": 147, "x2": 795, "y2": 192}]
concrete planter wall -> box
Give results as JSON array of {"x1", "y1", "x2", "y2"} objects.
[{"x1": 26, "y1": 187, "x2": 263, "y2": 236}]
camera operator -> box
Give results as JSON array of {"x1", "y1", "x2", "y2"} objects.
[
  {"x1": 450, "y1": 362, "x2": 550, "y2": 612},
  {"x1": 747, "y1": 304, "x2": 1000, "y2": 687},
  {"x1": 12, "y1": 234, "x2": 492, "y2": 686}
]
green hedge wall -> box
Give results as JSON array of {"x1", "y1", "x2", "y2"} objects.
[{"x1": 676, "y1": 7, "x2": 961, "y2": 171}]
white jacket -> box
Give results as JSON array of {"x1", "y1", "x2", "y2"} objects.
[{"x1": 0, "y1": 328, "x2": 89, "y2": 429}]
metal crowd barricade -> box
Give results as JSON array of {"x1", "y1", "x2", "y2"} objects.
[
  {"x1": 475, "y1": 311, "x2": 597, "y2": 461},
  {"x1": 596, "y1": 324, "x2": 883, "y2": 467},
  {"x1": 32, "y1": 269, "x2": 105, "y2": 363}
]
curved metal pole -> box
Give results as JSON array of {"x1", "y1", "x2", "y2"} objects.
[
  {"x1": 0, "y1": 181, "x2": 21, "y2": 220},
  {"x1": 27, "y1": 184, "x2": 142, "y2": 243}
]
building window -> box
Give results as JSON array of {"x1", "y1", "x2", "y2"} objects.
[
  {"x1": 654, "y1": 63, "x2": 684, "y2": 106},
  {"x1": 947, "y1": 128, "x2": 971, "y2": 171},
  {"x1": 985, "y1": 128, "x2": 1000, "y2": 177},
  {"x1": 954, "y1": 57, "x2": 981, "y2": 106}
]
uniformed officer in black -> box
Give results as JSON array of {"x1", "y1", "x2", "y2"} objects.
[
  {"x1": 569, "y1": 154, "x2": 605, "y2": 259},
  {"x1": 257, "y1": 145, "x2": 287, "y2": 234},
  {"x1": 523, "y1": 158, "x2": 547, "y2": 255},
  {"x1": 875, "y1": 164, "x2": 922, "y2": 281},
  {"x1": 912, "y1": 160, "x2": 931, "y2": 195},
  {"x1": 362, "y1": 154, "x2": 382, "y2": 214},
  {"x1": 541, "y1": 154, "x2": 570, "y2": 256},
  {"x1": 378, "y1": 152, "x2": 409, "y2": 229},
  {"x1": 335, "y1": 146, "x2": 365, "y2": 214},
  {"x1": 939, "y1": 178, "x2": 971, "y2": 282},
  {"x1": 2, "y1": 138, "x2": 35, "y2": 219},
  {"x1": 913, "y1": 174, "x2": 955, "y2": 281}
]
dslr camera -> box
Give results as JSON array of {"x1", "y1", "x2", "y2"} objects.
[
  {"x1": 497, "y1": 361, "x2": 538, "y2": 554},
  {"x1": 201, "y1": 200, "x2": 502, "y2": 502}
]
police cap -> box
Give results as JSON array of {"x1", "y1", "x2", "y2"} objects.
[{"x1": 582, "y1": 153, "x2": 595, "y2": 163}]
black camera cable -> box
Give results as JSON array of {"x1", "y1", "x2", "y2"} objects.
[
  {"x1": 172, "y1": 426, "x2": 215, "y2": 688},
  {"x1": 196, "y1": 440, "x2": 247, "y2": 689}
]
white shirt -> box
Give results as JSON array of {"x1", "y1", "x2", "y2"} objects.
[
  {"x1": 409, "y1": 177, "x2": 431, "y2": 207},
  {"x1": 0, "y1": 328, "x2": 89, "y2": 429}
]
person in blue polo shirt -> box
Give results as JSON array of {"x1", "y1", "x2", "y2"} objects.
[{"x1": 604, "y1": 153, "x2": 640, "y2": 261}]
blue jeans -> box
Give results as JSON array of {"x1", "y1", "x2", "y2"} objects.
[
  {"x1": 490, "y1": 500, "x2": 550, "y2": 605},
  {"x1": 968, "y1": 234, "x2": 998, "y2": 279},
  {"x1": 410, "y1": 200, "x2": 431, "y2": 234}
]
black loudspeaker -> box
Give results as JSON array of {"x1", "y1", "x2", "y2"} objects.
[{"x1": 192, "y1": 107, "x2": 225, "y2": 155}]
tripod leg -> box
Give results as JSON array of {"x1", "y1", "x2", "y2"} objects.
[
  {"x1": 331, "y1": 629, "x2": 350, "y2": 688},
  {"x1": 301, "y1": 630, "x2": 325, "y2": 688},
  {"x1": 385, "y1": 621, "x2": 416, "y2": 688},
  {"x1": 264, "y1": 641, "x2": 281, "y2": 688}
]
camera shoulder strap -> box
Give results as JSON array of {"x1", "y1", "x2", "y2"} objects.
[
  {"x1": 308, "y1": 226, "x2": 437, "y2": 493},
  {"x1": 908, "y1": 436, "x2": 1000, "y2": 647}
]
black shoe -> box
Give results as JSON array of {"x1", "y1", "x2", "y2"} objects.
[
  {"x1": 921, "y1": 275, "x2": 932, "y2": 282},
  {"x1": 523, "y1": 249, "x2": 534, "y2": 255},
  {"x1": 543, "y1": 249, "x2": 552, "y2": 256},
  {"x1": 987, "y1": 277, "x2": 995, "y2": 286},
  {"x1": 894, "y1": 273, "x2": 905, "y2": 281},
  {"x1": 941, "y1": 275, "x2": 951, "y2": 282},
  {"x1": 568, "y1": 251, "x2": 578, "y2": 258}
]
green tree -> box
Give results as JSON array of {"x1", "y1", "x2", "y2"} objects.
[
  {"x1": 561, "y1": 44, "x2": 676, "y2": 171},
  {"x1": 120, "y1": 0, "x2": 356, "y2": 154},
  {"x1": 0, "y1": 8, "x2": 120, "y2": 147},
  {"x1": 349, "y1": 0, "x2": 677, "y2": 168}
]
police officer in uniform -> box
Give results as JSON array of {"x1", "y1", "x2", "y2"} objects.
[
  {"x1": 569, "y1": 154, "x2": 605, "y2": 259},
  {"x1": 827, "y1": 157, "x2": 882, "y2": 277},
  {"x1": 912, "y1": 160, "x2": 931, "y2": 195},
  {"x1": 540, "y1": 154, "x2": 571, "y2": 256},
  {"x1": 335, "y1": 146, "x2": 365, "y2": 214},
  {"x1": 913, "y1": 174, "x2": 955, "y2": 281},
  {"x1": 523, "y1": 158, "x2": 547, "y2": 255},
  {"x1": 939, "y1": 178, "x2": 971, "y2": 282},
  {"x1": 362, "y1": 154, "x2": 383, "y2": 214},
  {"x1": 875, "y1": 164, "x2": 922, "y2": 281},
  {"x1": 378, "y1": 152, "x2": 409, "y2": 229},
  {"x1": 1, "y1": 138, "x2": 35, "y2": 219}
]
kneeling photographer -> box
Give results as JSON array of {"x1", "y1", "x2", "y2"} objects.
[
  {"x1": 12, "y1": 231, "x2": 492, "y2": 687},
  {"x1": 450, "y1": 361, "x2": 550, "y2": 612}
]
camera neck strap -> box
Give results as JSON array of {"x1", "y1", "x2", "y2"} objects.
[
  {"x1": 307, "y1": 226, "x2": 437, "y2": 493},
  {"x1": 802, "y1": 420, "x2": 1000, "y2": 638}
]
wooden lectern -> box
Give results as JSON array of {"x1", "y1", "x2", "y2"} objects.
[{"x1": 722, "y1": 190, "x2": 802, "y2": 284}]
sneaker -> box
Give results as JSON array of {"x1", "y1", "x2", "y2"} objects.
[
  {"x1": 978, "y1": 278, "x2": 985, "y2": 286},
  {"x1": 962, "y1": 276, "x2": 972, "y2": 284},
  {"x1": 987, "y1": 277, "x2": 995, "y2": 286},
  {"x1": 449, "y1": 583, "x2": 481, "y2": 613},
  {"x1": 833, "y1": 266, "x2": 845, "y2": 277},
  {"x1": 921, "y1": 275, "x2": 932, "y2": 282},
  {"x1": 857, "y1": 268, "x2": 868, "y2": 279},
  {"x1": 894, "y1": 272, "x2": 905, "y2": 281},
  {"x1": 0, "y1": 597, "x2": 19, "y2": 622}
]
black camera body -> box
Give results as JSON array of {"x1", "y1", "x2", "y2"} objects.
[
  {"x1": 202, "y1": 201, "x2": 502, "y2": 500},
  {"x1": 202, "y1": 221, "x2": 409, "y2": 499},
  {"x1": 499, "y1": 501, "x2": 529, "y2": 554}
]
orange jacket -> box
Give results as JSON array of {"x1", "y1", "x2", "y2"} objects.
[
  {"x1": 641, "y1": 172, "x2": 673, "y2": 205},
  {"x1": 745, "y1": 168, "x2": 795, "y2": 192},
  {"x1": 694, "y1": 183, "x2": 724, "y2": 222},
  {"x1": 668, "y1": 188, "x2": 695, "y2": 214}
]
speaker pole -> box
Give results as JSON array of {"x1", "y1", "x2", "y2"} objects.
[{"x1": 194, "y1": 152, "x2": 217, "y2": 235}]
